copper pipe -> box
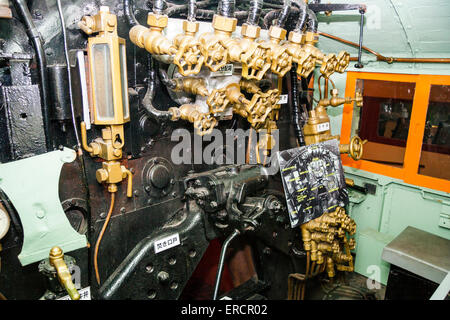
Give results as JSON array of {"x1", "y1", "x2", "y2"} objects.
[
  {"x1": 94, "y1": 192, "x2": 115, "y2": 285},
  {"x1": 319, "y1": 31, "x2": 450, "y2": 64}
]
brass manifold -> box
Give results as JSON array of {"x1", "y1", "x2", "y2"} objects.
[
  {"x1": 128, "y1": 13, "x2": 350, "y2": 80},
  {"x1": 301, "y1": 207, "x2": 356, "y2": 278}
]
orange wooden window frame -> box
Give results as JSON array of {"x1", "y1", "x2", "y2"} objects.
[{"x1": 341, "y1": 72, "x2": 450, "y2": 193}]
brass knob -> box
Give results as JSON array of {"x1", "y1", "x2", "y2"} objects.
[{"x1": 49, "y1": 247, "x2": 80, "y2": 300}]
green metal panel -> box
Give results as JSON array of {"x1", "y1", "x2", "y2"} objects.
[{"x1": 0, "y1": 148, "x2": 87, "y2": 266}]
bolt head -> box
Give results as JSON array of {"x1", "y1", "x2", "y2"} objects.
[
  {"x1": 147, "y1": 13, "x2": 168, "y2": 28},
  {"x1": 183, "y1": 20, "x2": 199, "y2": 34},
  {"x1": 269, "y1": 26, "x2": 287, "y2": 40},
  {"x1": 212, "y1": 14, "x2": 237, "y2": 33},
  {"x1": 288, "y1": 31, "x2": 305, "y2": 44},
  {"x1": 241, "y1": 24, "x2": 260, "y2": 39}
]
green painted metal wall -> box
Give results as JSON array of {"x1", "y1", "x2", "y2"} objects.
[{"x1": 311, "y1": 0, "x2": 450, "y2": 284}]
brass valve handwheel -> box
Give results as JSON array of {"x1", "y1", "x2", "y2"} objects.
[
  {"x1": 173, "y1": 40, "x2": 205, "y2": 76},
  {"x1": 335, "y1": 51, "x2": 350, "y2": 73},
  {"x1": 201, "y1": 40, "x2": 229, "y2": 72},
  {"x1": 241, "y1": 44, "x2": 271, "y2": 80},
  {"x1": 270, "y1": 47, "x2": 293, "y2": 77},
  {"x1": 207, "y1": 87, "x2": 230, "y2": 113},
  {"x1": 320, "y1": 53, "x2": 338, "y2": 78},
  {"x1": 349, "y1": 136, "x2": 367, "y2": 161},
  {"x1": 194, "y1": 115, "x2": 217, "y2": 136},
  {"x1": 296, "y1": 52, "x2": 317, "y2": 78}
]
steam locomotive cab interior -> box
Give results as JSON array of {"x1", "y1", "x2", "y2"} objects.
[{"x1": 0, "y1": 0, "x2": 449, "y2": 301}]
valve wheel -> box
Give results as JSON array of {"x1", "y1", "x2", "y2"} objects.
[
  {"x1": 296, "y1": 52, "x2": 316, "y2": 78},
  {"x1": 173, "y1": 41, "x2": 205, "y2": 76},
  {"x1": 320, "y1": 53, "x2": 338, "y2": 78},
  {"x1": 349, "y1": 136, "x2": 367, "y2": 161},
  {"x1": 201, "y1": 40, "x2": 228, "y2": 72},
  {"x1": 336, "y1": 51, "x2": 350, "y2": 73}
]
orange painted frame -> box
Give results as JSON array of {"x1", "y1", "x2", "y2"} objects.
[{"x1": 341, "y1": 72, "x2": 450, "y2": 194}]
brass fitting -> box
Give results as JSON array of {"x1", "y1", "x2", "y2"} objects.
[
  {"x1": 173, "y1": 77, "x2": 209, "y2": 97},
  {"x1": 207, "y1": 83, "x2": 249, "y2": 114},
  {"x1": 169, "y1": 104, "x2": 217, "y2": 136},
  {"x1": 49, "y1": 247, "x2": 80, "y2": 300},
  {"x1": 300, "y1": 208, "x2": 356, "y2": 278},
  {"x1": 96, "y1": 162, "x2": 133, "y2": 197},
  {"x1": 303, "y1": 106, "x2": 339, "y2": 146},
  {"x1": 129, "y1": 13, "x2": 177, "y2": 56},
  {"x1": 199, "y1": 15, "x2": 237, "y2": 72},
  {"x1": 286, "y1": 31, "x2": 316, "y2": 78},
  {"x1": 78, "y1": 6, "x2": 117, "y2": 36},
  {"x1": 173, "y1": 21, "x2": 205, "y2": 76},
  {"x1": 260, "y1": 26, "x2": 293, "y2": 77},
  {"x1": 81, "y1": 123, "x2": 124, "y2": 161},
  {"x1": 340, "y1": 135, "x2": 367, "y2": 161},
  {"x1": 240, "y1": 24, "x2": 271, "y2": 80}
]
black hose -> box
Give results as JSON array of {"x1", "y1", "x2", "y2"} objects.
[
  {"x1": 12, "y1": 0, "x2": 52, "y2": 151},
  {"x1": 187, "y1": 0, "x2": 197, "y2": 22},
  {"x1": 247, "y1": 0, "x2": 263, "y2": 26},
  {"x1": 275, "y1": 0, "x2": 290, "y2": 27},
  {"x1": 218, "y1": 0, "x2": 236, "y2": 18},
  {"x1": 158, "y1": 69, "x2": 176, "y2": 90},
  {"x1": 56, "y1": 0, "x2": 81, "y2": 151},
  {"x1": 290, "y1": 68, "x2": 306, "y2": 147},
  {"x1": 153, "y1": 0, "x2": 165, "y2": 15},
  {"x1": 141, "y1": 56, "x2": 172, "y2": 122},
  {"x1": 124, "y1": 0, "x2": 139, "y2": 26},
  {"x1": 305, "y1": 8, "x2": 318, "y2": 33},
  {"x1": 212, "y1": 229, "x2": 240, "y2": 300},
  {"x1": 293, "y1": 0, "x2": 307, "y2": 32}
]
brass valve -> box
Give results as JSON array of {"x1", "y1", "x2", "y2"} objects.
[
  {"x1": 78, "y1": 6, "x2": 117, "y2": 36},
  {"x1": 340, "y1": 135, "x2": 368, "y2": 161},
  {"x1": 96, "y1": 162, "x2": 133, "y2": 196},
  {"x1": 173, "y1": 77, "x2": 209, "y2": 97},
  {"x1": 261, "y1": 26, "x2": 293, "y2": 77},
  {"x1": 169, "y1": 104, "x2": 217, "y2": 136},
  {"x1": 240, "y1": 24, "x2": 271, "y2": 80},
  {"x1": 285, "y1": 31, "x2": 317, "y2": 78},
  {"x1": 49, "y1": 247, "x2": 80, "y2": 300},
  {"x1": 129, "y1": 13, "x2": 177, "y2": 56},
  {"x1": 199, "y1": 14, "x2": 237, "y2": 72},
  {"x1": 336, "y1": 51, "x2": 351, "y2": 73},
  {"x1": 300, "y1": 207, "x2": 356, "y2": 277},
  {"x1": 173, "y1": 21, "x2": 205, "y2": 76},
  {"x1": 207, "y1": 83, "x2": 247, "y2": 114}
]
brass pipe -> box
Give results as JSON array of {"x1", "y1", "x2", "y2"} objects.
[{"x1": 80, "y1": 122, "x2": 93, "y2": 153}]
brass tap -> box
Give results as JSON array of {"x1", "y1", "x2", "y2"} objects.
[
  {"x1": 260, "y1": 26, "x2": 293, "y2": 77},
  {"x1": 173, "y1": 21, "x2": 205, "y2": 76},
  {"x1": 340, "y1": 135, "x2": 368, "y2": 161},
  {"x1": 129, "y1": 13, "x2": 177, "y2": 56},
  {"x1": 49, "y1": 247, "x2": 80, "y2": 300},
  {"x1": 169, "y1": 104, "x2": 217, "y2": 136},
  {"x1": 199, "y1": 14, "x2": 237, "y2": 72},
  {"x1": 317, "y1": 88, "x2": 363, "y2": 108},
  {"x1": 173, "y1": 77, "x2": 209, "y2": 97},
  {"x1": 240, "y1": 24, "x2": 271, "y2": 80},
  {"x1": 285, "y1": 30, "x2": 316, "y2": 78}
]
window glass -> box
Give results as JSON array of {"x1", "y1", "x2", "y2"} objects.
[
  {"x1": 418, "y1": 85, "x2": 450, "y2": 180},
  {"x1": 92, "y1": 43, "x2": 114, "y2": 121},
  {"x1": 355, "y1": 79, "x2": 416, "y2": 168}
]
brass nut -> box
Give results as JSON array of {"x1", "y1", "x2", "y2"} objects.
[
  {"x1": 212, "y1": 14, "x2": 237, "y2": 33},
  {"x1": 241, "y1": 24, "x2": 261, "y2": 39},
  {"x1": 183, "y1": 20, "x2": 199, "y2": 34},
  {"x1": 129, "y1": 25, "x2": 148, "y2": 48},
  {"x1": 305, "y1": 31, "x2": 319, "y2": 43},
  {"x1": 269, "y1": 26, "x2": 287, "y2": 40},
  {"x1": 96, "y1": 168, "x2": 108, "y2": 183},
  {"x1": 288, "y1": 31, "x2": 305, "y2": 44},
  {"x1": 147, "y1": 13, "x2": 168, "y2": 28}
]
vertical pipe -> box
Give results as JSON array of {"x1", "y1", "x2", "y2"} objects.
[
  {"x1": 12, "y1": 0, "x2": 52, "y2": 150},
  {"x1": 212, "y1": 229, "x2": 240, "y2": 300},
  {"x1": 247, "y1": 0, "x2": 263, "y2": 26},
  {"x1": 218, "y1": 0, "x2": 236, "y2": 18},
  {"x1": 187, "y1": 0, "x2": 197, "y2": 22},
  {"x1": 355, "y1": 9, "x2": 365, "y2": 68}
]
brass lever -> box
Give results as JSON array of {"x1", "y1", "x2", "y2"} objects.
[{"x1": 49, "y1": 246, "x2": 80, "y2": 300}]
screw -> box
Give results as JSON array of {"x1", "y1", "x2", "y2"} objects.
[
  {"x1": 120, "y1": 207, "x2": 126, "y2": 214},
  {"x1": 99, "y1": 212, "x2": 106, "y2": 219},
  {"x1": 171, "y1": 192, "x2": 177, "y2": 198},
  {"x1": 147, "y1": 199, "x2": 153, "y2": 205},
  {"x1": 145, "y1": 186, "x2": 151, "y2": 192},
  {"x1": 210, "y1": 201, "x2": 218, "y2": 208},
  {"x1": 263, "y1": 247, "x2": 271, "y2": 255},
  {"x1": 134, "y1": 190, "x2": 139, "y2": 197}
]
